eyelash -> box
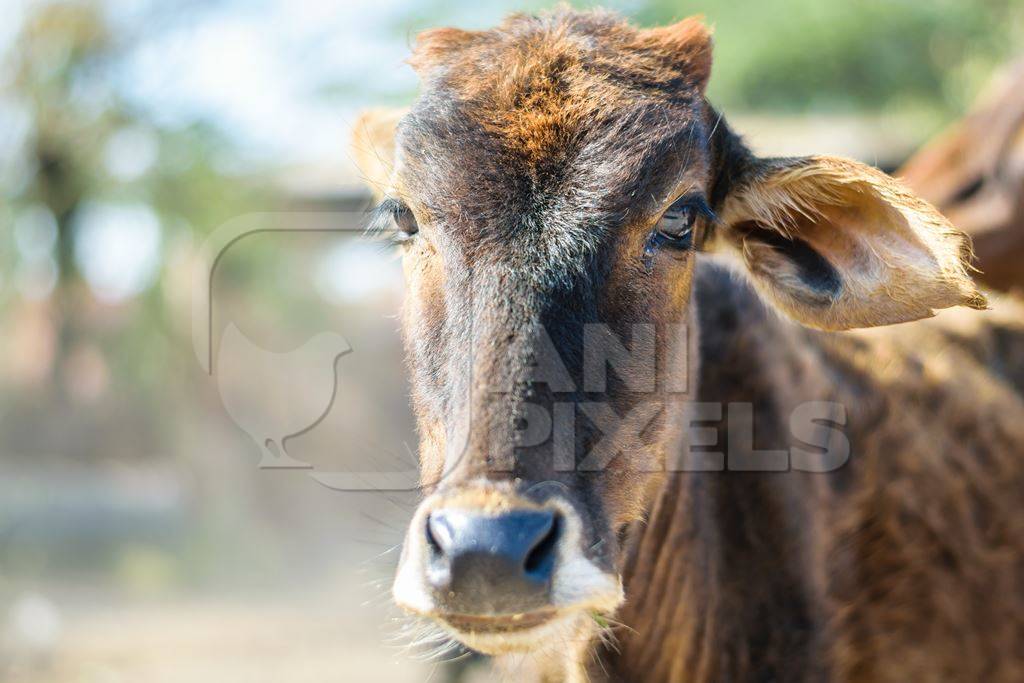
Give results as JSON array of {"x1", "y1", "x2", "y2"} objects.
[
  {"x1": 644, "y1": 194, "x2": 715, "y2": 258},
  {"x1": 662, "y1": 196, "x2": 713, "y2": 238},
  {"x1": 368, "y1": 198, "x2": 419, "y2": 246}
]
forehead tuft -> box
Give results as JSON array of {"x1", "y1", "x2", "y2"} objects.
[
  {"x1": 410, "y1": 10, "x2": 711, "y2": 83},
  {"x1": 409, "y1": 10, "x2": 712, "y2": 107}
]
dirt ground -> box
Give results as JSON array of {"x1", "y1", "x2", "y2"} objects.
[{"x1": 4, "y1": 590, "x2": 448, "y2": 683}]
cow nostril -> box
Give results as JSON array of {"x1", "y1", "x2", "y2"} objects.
[
  {"x1": 425, "y1": 513, "x2": 448, "y2": 559},
  {"x1": 425, "y1": 520, "x2": 439, "y2": 555},
  {"x1": 524, "y1": 512, "x2": 561, "y2": 578}
]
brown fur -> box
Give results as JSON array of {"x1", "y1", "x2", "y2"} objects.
[
  {"x1": 350, "y1": 9, "x2": 1024, "y2": 682},
  {"x1": 612, "y1": 267, "x2": 1024, "y2": 682}
]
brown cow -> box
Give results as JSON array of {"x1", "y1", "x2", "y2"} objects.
[
  {"x1": 899, "y1": 58, "x2": 1024, "y2": 293},
  {"x1": 351, "y1": 10, "x2": 1024, "y2": 682}
]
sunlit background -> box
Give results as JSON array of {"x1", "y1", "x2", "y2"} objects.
[{"x1": 1, "y1": 1, "x2": 1022, "y2": 681}]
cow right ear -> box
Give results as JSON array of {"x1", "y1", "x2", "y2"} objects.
[
  {"x1": 350, "y1": 108, "x2": 406, "y2": 200},
  {"x1": 707, "y1": 148, "x2": 986, "y2": 331}
]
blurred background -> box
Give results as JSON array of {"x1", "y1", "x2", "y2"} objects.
[{"x1": 1, "y1": 1, "x2": 1022, "y2": 681}]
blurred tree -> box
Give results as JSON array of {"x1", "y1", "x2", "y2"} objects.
[
  {"x1": 0, "y1": 0, "x2": 271, "y2": 457},
  {"x1": 9, "y1": 3, "x2": 108, "y2": 394},
  {"x1": 0, "y1": 1, "x2": 303, "y2": 592}
]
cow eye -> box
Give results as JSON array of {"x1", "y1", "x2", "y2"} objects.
[
  {"x1": 649, "y1": 194, "x2": 712, "y2": 253},
  {"x1": 656, "y1": 204, "x2": 697, "y2": 247},
  {"x1": 370, "y1": 198, "x2": 419, "y2": 245},
  {"x1": 392, "y1": 203, "x2": 419, "y2": 243}
]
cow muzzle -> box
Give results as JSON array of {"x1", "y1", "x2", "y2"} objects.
[{"x1": 392, "y1": 484, "x2": 624, "y2": 654}]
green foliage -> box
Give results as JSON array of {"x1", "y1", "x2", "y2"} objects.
[{"x1": 639, "y1": 0, "x2": 1023, "y2": 116}]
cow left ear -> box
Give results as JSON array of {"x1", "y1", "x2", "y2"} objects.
[{"x1": 710, "y1": 155, "x2": 988, "y2": 330}]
